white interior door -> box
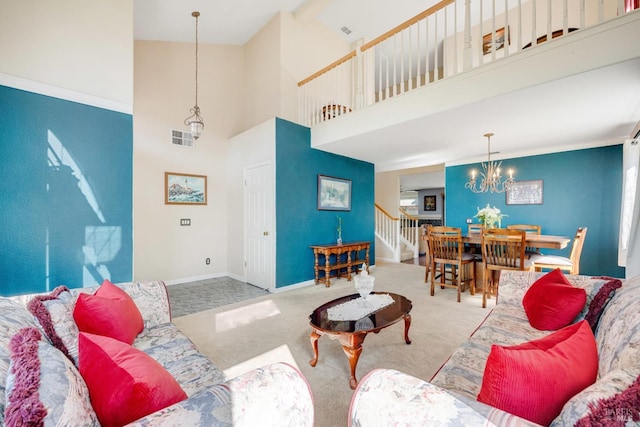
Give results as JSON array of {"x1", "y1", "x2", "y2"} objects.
[{"x1": 244, "y1": 163, "x2": 273, "y2": 290}]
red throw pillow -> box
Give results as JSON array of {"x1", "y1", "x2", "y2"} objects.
[
  {"x1": 78, "y1": 332, "x2": 187, "y2": 427},
  {"x1": 477, "y1": 320, "x2": 598, "y2": 426},
  {"x1": 523, "y1": 269, "x2": 586, "y2": 330},
  {"x1": 73, "y1": 279, "x2": 143, "y2": 344}
]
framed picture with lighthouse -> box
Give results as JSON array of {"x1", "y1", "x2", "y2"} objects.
[{"x1": 165, "y1": 172, "x2": 207, "y2": 205}]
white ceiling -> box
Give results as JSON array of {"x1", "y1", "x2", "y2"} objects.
[
  {"x1": 134, "y1": 1, "x2": 640, "y2": 191},
  {"x1": 133, "y1": 0, "x2": 431, "y2": 46}
]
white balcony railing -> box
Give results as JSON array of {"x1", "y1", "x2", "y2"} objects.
[{"x1": 298, "y1": 0, "x2": 636, "y2": 127}]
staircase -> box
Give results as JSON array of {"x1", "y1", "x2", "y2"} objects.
[{"x1": 375, "y1": 204, "x2": 421, "y2": 262}]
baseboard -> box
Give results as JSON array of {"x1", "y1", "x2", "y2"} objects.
[
  {"x1": 271, "y1": 279, "x2": 315, "y2": 293},
  {"x1": 163, "y1": 272, "x2": 231, "y2": 286}
]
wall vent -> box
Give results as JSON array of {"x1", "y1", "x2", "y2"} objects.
[{"x1": 171, "y1": 129, "x2": 194, "y2": 148}]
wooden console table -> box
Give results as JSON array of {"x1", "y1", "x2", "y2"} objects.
[{"x1": 310, "y1": 241, "x2": 371, "y2": 287}]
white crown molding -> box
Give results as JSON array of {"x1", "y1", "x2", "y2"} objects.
[{"x1": 0, "y1": 72, "x2": 132, "y2": 115}]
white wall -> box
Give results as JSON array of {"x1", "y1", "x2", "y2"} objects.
[
  {"x1": 133, "y1": 40, "x2": 244, "y2": 282},
  {"x1": 375, "y1": 165, "x2": 444, "y2": 261},
  {"x1": 226, "y1": 119, "x2": 277, "y2": 280},
  {"x1": 0, "y1": 0, "x2": 133, "y2": 108},
  {"x1": 241, "y1": 11, "x2": 352, "y2": 131}
]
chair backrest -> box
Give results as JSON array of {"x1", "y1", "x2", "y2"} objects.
[
  {"x1": 428, "y1": 226, "x2": 464, "y2": 263},
  {"x1": 481, "y1": 228, "x2": 528, "y2": 271},
  {"x1": 507, "y1": 224, "x2": 541, "y2": 252},
  {"x1": 468, "y1": 224, "x2": 484, "y2": 235},
  {"x1": 569, "y1": 227, "x2": 588, "y2": 270},
  {"x1": 506, "y1": 224, "x2": 541, "y2": 235}
]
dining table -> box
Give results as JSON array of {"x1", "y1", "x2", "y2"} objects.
[{"x1": 462, "y1": 233, "x2": 571, "y2": 250}]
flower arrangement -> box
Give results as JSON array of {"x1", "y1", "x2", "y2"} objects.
[{"x1": 474, "y1": 204, "x2": 507, "y2": 228}]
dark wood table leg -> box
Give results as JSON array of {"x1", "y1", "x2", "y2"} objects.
[
  {"x1": 309, "y1": 330, "x2": 321, "y2": 367},
  {"x1": 403, "y1": 314, "x2": 412, "y2": 344},
  {"x1": 341, "y1": 334, "x2": 366, "y2": 389}
]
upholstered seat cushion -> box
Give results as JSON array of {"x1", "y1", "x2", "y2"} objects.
[{"x1": 529, "y1": 254, "x2": 572, "y2": 266}]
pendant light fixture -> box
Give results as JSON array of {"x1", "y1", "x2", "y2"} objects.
[
  {"x1": 465, "y1": 133, "x2": 516, "y2": 193},
  {"x1": 184, "y1": 11, "x2": 204, "y2": 140}
]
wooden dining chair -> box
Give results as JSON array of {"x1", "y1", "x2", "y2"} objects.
[
  {"x1": 506, "y1": 224, "x2": 543, "y2": 257},
  {"x1": 481, "y1": 228, "x2": 535, "y2": 308},
  {"x1": 529, "y1": 227, "x2": 588, "y2": 275},
  {"x1": 427, "y1": 226, "x2": 476, "y2": 302}
]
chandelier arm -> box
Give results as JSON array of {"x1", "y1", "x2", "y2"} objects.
[{"x1": 465, "y1": 133, "x2": 516, "y2": 194}]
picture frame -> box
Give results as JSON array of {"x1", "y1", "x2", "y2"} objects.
[
  {"x1": 483, "y1": 26, "x2": 510, "y2": 55},
  {"x1": 506, "y1": 180, "x2": 543, "y2": 205},
  {"x1": 165, "y1": 172, "x2": 207, "y2": 205},
  {"x1": 424, "y1": 195, "x2": 437, "y2": 211},
  {"x1": 317, "y1": 175, "x2": 351, "y2": 211}
]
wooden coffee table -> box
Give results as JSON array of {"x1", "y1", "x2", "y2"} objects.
[{"x1": 308, "y1": 292, "x2": 412, "y2": 389}]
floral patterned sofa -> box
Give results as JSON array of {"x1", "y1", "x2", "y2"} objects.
[
  {"x1": 1, "y1": 280, "x2": 314, "y2": 426},
  {"x1": 350, "y1": 271, "x2": 640, "y2": 426}
]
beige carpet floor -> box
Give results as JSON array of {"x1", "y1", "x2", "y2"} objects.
[{"x1": 173, "y1": 261, "x2": 495, "y2": 427}]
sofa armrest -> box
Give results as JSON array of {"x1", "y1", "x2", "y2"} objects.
[
  {"x1": 349, "y1": 369, "x2": 538, "y2": 427},
  {"x1": 118, "y1": 281, "x2": 171, "y2": 328},
  {"x1": 127, "y1": 362, "x2": 314, "y2": 427}
]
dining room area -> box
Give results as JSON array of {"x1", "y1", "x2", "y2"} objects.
[{"x1": 420, "y1": 221, "x2": 587, "y2": 307}]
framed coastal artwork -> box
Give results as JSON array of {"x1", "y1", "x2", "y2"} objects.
[
  {"x1": 165, "y1": 172, "x2": 207, "y2": 205},
  {"x1": 317, "y1": 175, "x2": 351, "y2": 211}
]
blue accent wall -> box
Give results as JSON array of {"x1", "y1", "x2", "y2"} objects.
[
  {"x1": 445, "y1": 145, "x2": 624, "y2": 277},
  {"x1": 275, "y1": 118, "x2": 375, "y2": 288},
  {"x1": 0, "y1": 85, "x2": 133, "y2": 296}
]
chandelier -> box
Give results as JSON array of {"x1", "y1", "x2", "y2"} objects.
[
  {"x1": 465, "y1": 133, "x2": 515, "y2": 193},
  {"x1": 184, "y1": 11, "x2": 204, "y2": 140}
]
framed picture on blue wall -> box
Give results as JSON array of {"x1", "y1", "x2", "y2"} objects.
[
  {"x1": 165, "y1": 172, "x2": 207, "y2": 205},
  {"x1": 318, "y1": 175, "x2": 351, "y2": 211},
  {"x1": 506, "y1": 180, "x2": 543, "y2": 205}
]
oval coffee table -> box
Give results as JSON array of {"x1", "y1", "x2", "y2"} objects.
[{"x1": 308, "y1": 292, "x2": 412, "y2": 389}]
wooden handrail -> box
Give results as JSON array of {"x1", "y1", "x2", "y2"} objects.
[
  {"x1": 298, "y1": 0, "x2": 453, "y2": 86},
  {"x1": 399, "y1": 207, "x2": 419, "y2": 221},
  {"x1": 360, "y1": 0, "x2": 455, "y2": 52},
  {"x1": 298, "y1": 51, "x2": 357, "y2": 86},
  {"x1": 375, "y1": 203, "x2": 399, "y2": 221}
]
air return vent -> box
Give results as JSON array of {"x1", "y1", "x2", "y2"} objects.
[{"x1": 171, "y1": 129, "x2": 194, "y2": 148}]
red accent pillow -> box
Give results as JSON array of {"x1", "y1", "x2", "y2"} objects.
[
  {"x1": 78, "y1": 332, "x2": 187, "y2": 427},
  {"x1": 477, "y1": 320, "x2": 598, "y2": 426},
  {"x1": 523, "y1": 269, "x2": 586, "y2": 330},
  {"x1": 73, "y1": 279, "x2": 143, "y2": 344}
]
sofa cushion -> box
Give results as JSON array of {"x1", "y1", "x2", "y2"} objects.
[
  {"x1": 78, "y1": 332, "x2": 187, "y2": 426},
  {"x1": 551, "y1": 368, "x2": 640, "y2": 426},
  {"x1": 583, "y1": 277, "x2": 622, "y2": 330},
  {"x1": 523, "y1": 269, "x2": 586, "y2": 330},
  {"x1": 4, "y1": 327, "x2": 99, "y2": 427},
  {"x1": 477, "y1": 320, "x2": 598, "y2": 426},
  {"x1": 430, "y1": 303, "x2": 549, "y2": 400},
  {"x1": 0, "y1": 299, "x2": 44, "y2": 425},
  {"x1": 133, "y1": 323, "x2": 226, "y2": 396},
  {"x1": 73, "y1": 279, "x2": 143, "y2": 344},
  {"x1": 595, "y1": 275, "x2": 640, "y2": 377},
  {"x1": 27, "y1": 286, "x2": 81, "y2": 364},
  {"x1": 574, "y1": 373, "x2": 640, "y2": 426}
]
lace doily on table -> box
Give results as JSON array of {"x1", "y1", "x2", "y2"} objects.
[{"x1": 327, "y1": 294, "x2": 395, "y2": 321}]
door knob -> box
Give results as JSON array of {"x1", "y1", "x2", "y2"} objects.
[{"x1": 263, "y1": 231, "x2": 269, "y2": 236}]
